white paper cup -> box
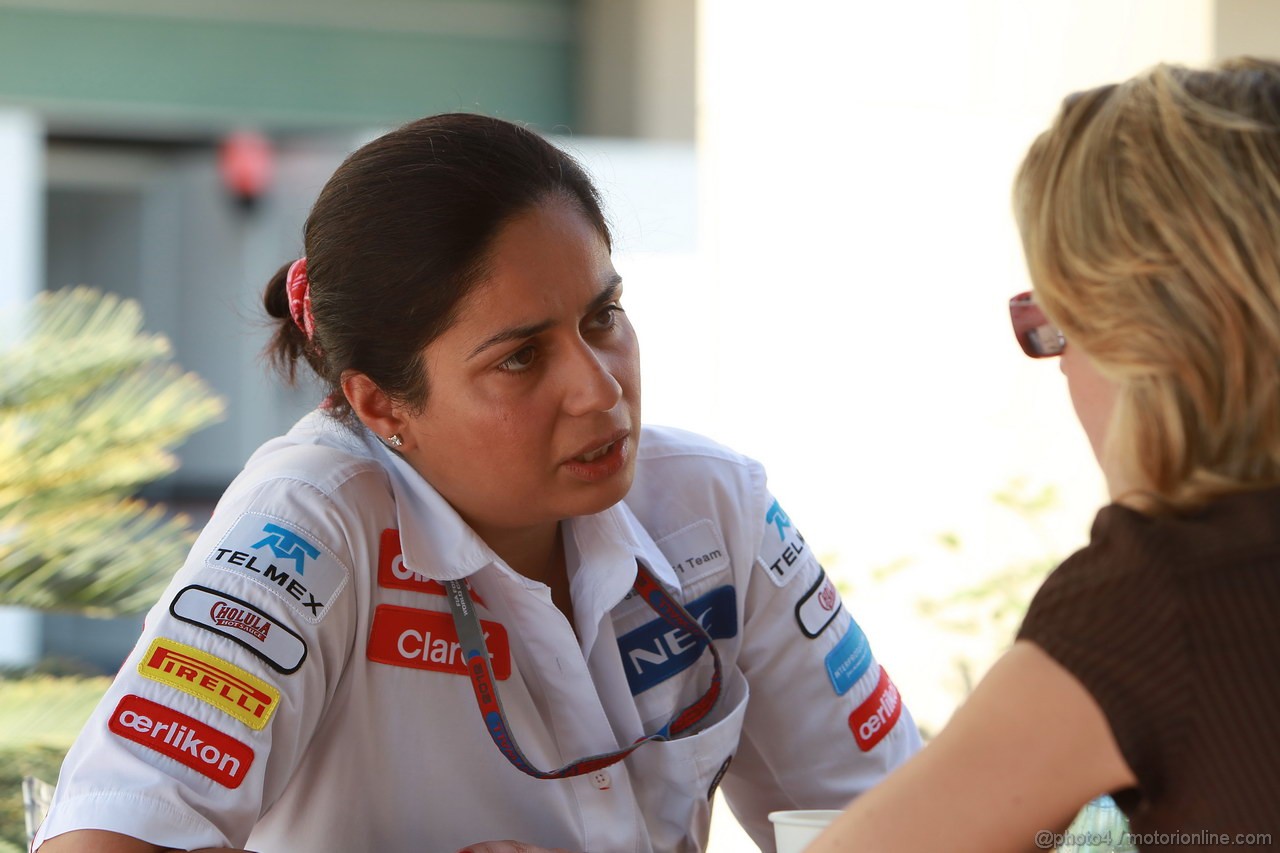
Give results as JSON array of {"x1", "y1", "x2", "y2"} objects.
[{"x1": 768, "y1": 809, "x2": 842, "y2": 853}]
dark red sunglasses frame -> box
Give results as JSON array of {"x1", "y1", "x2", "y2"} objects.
[{"x1": 1009, "y1": 291, "x2": 1066, "y2": 358}]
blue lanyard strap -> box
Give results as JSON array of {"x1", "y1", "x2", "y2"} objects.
[{"x1": 443, "y1": 562, "x2": 724, "y2": 779}]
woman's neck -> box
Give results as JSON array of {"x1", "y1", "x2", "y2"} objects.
[{"x1": 475, "y1": 520, "x2": 577, "y2": 635}]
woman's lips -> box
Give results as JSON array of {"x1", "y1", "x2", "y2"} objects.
[{"x1": 562, "y1": 432, "x2": 630, "y2": 482}]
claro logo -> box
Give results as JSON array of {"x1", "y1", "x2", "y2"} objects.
[
  {"x1": 366, "y1": 604, "x2": 511, "y2": 679},
  {"x1": 848, "y1": 665, "x2": 903, "y2": 752},
  {"x1": 109, "y1": 694, "x2": 253, "y2": 788},
  {"x1": 376, "y1": 530, "x2": 485, "y2": 604}
]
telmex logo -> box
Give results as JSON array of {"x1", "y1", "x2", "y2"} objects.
[
  {"x1": 765, "y1": 499, "x2": 792, "y2": 541},
  {"x1": 252, "y1": 522, "x2": 320, "y2": 574},
  {"x1": 138, "y1": 638, "x2": 280, "y2": 730},
  {"x1": 109, "y1": 694, "x2": 253, "y2": 788},
  {"x1": 848, "y1": 665, "x2": 902, "y2": 752},
  {"x1": 367, "y1": 604, "x2": 511, "y2": 679},
  {"x1": 206, "y1": 512, "x2": 348, "y2": 624}
]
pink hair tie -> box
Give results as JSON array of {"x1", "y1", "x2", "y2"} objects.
[{"x1": 285, "y1": 257, "x2": 316, "y2": 341}]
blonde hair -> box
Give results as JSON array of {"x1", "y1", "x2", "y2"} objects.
[{"x1": 1013, "y1": 57, "x2": 1280, "y2": 512}]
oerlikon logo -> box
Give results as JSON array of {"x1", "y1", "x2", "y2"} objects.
[
  {"x1": 109, "y1": 694, "x2": 254, "y2": 788},
  {"x1": 848, "y1": 665, "x2": 902, "y2": 752}
]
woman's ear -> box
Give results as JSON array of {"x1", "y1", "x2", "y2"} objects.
[{"x1": 341, "y1": 370, "x2": 408, "y2": 447}]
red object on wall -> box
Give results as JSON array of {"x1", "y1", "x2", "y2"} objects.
[{"x1": 218, "y1": 130, "x2": 274, "y2": 205}]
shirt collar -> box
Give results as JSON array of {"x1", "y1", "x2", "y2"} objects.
[
  {"x1": 288, "y1": 413, "x2": 683, "y2": 602},
  {"x1": 566, "y1": 500, "x2": 682, "y2": 655}
]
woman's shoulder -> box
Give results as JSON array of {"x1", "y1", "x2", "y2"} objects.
[
  {"x1": 231, "y1": 414, "x2": 392, "y2": 500},
  {"x1": 628, "y1": 426, "x2": 769, "y2": 536},
  {"x1": 636, "y1": 424, "x2": 761, "y2": 470}
]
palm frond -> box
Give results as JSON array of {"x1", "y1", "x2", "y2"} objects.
[{"x1": 0, "y1": 287, "x2": 225, "y2": 616}]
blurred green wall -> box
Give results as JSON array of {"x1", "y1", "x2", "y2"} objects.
[{"x1": 0, "y1": 3, "x2": 575, "y2": 130}]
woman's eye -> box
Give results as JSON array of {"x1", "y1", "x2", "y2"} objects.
[
  {"x1": 498, "y1": 346, "x2": 536, "y2": 373},
  {"x1": 590, "y1": 304, "x2": 623, "y2": 329}
]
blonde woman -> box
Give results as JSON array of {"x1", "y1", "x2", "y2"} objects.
[{"x1": 807, "y1": 58, "x2": 1280, "y2": 852}]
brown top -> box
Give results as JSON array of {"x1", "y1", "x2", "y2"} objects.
[{"x1": 1017, "y1": 486, "x2": 1280, "y2": 850}]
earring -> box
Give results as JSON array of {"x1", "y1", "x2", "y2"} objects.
[{"x1": 385, "y1": 434, "x2": 403, "y2": 448}]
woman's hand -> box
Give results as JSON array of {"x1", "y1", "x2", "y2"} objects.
[{"x1": 455, "y1": 842, "x2": 573, "y2": 853}]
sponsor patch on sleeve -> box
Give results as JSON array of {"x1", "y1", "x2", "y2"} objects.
[
  {"x1": 366, "y1": 604, "x2": 511, "y2": 679},
  {"x1": 825, "y1": 620, "x2": 874, "y2": 696},
  {"x1": 109, "y1": 694, "x2": 254, "y2": 788},
  {"x1": 795, "y1": 569, "x2": 843, "y2": 638},
  {"x1": 138, "y1": 637, "x2": 281, "y2": 730},
  {"x1": 655, "y1": 520, "x2": 730, "y2": 586},
  {"x1": 848, "y1": 665, "x2": 902, "y2": 752},
  {"x1": 757, "y1": 499, "x2": 811, "y2": 588},
  {"x1": 170, "y1": 585, "x2": 307, "y2": 674},
  {"x1": 376, "y1": 529, "x2": 486, "y2": 605},
  {"x1": 205, "y1": 512, "x2": 349, "y2": 623},
  {"x1": 616, "y1": 585, "x2": 738, "y2": 695}
]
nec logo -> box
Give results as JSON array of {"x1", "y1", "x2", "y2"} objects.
[
  {"x1": 616, "y1": 585, "x2": 737, "y2": 695},
  {"x1": 252, "y1": 523, "x2": 320, "y2": 574}
]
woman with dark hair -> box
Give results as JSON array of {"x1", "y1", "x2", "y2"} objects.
[{"x1": 33, "y1": 114, "x2": 920, "y2": 853}]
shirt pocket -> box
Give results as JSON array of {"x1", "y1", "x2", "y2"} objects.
[{"x1": 625, "y1": 668, "x2": 749, "y2": 853}]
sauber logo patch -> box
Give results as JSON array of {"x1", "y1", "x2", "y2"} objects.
[
  {"x1": 138, "y1": 637, "x2": 280, "y2": 730},
  {"x1": 170, "y1": 585, "x2": 307, "y2": 674},
  {"x1": 795, "y1": 569, "x2": 843, "y2": 638},
  {"x1": 376, "y1": 529, "x2": 486, "y2": 604},
  {"x1": 848, "y1": 665, "x2": 902, "y2": 752},
  {"x1": 109, "y1": 694, "x2": 254, "y2": 788},
  {"x1": 617, "y1": 585, "x2": 737, "y2": 695},
  {"x1": 206, "y1": 512, "x2": 348, "y2": 623},
  {"x1": 759, "y1": 500, "x2": 810, "y2": 588},
  {"x1": 367, "y1": 604, "x2": 511, "y2": 679}
]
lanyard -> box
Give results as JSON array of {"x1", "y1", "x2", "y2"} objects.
[{"x1": 442, "y1": 561, "x2": 723, "y2": 779}]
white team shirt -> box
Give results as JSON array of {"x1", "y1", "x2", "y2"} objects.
[{"x1": 35, "y1": 414, "x2": 921, "y2": 852}]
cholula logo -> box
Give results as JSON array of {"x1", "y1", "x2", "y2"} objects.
[{"x1": 210, "y1": 601, "x2": 271, "y2": 641}]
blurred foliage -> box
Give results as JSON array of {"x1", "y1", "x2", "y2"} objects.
[
  {"x1": 0, "y1": 674, "x2": 109, "y2": 849},
  {"x1": 0, "y1": 287, "x2": 224, "y2": 615},
  {"x1": 917, "y1": 479, "x2": 1065, "y2": 695}
]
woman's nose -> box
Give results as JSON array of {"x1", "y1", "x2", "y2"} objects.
[{"x1": 563, "y1": 343, "x2": 624, "y2": 416}]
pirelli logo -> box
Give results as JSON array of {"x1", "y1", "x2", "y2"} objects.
[{"x1": 138, "y1": 637, "x2": 280, "y2": 730}]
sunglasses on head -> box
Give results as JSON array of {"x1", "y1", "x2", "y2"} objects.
[{"x1": 1009, "y1": 291, "x2": 1066, "y2": 358}]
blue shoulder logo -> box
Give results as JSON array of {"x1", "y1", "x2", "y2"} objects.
[
  {"x1": 617, "y1": 585, "x2": 737, "y2": 695},
  {"x1": 766, "y1": 499, "x2": 792, "y2": 541},
  {"x1": 252, "y1": 523, "x2": 321, "y2": 574}
]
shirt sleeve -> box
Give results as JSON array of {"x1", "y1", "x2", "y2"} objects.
[
  {"x1": 33, "y1": 466, "x2": 384, "y2": 850},
  {"x1": 719, "y1": 490, "x2": 923, "y2": 849},
  {"x1": 1016, "y1": 505, "x2": 1188, "y2": 792}
]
